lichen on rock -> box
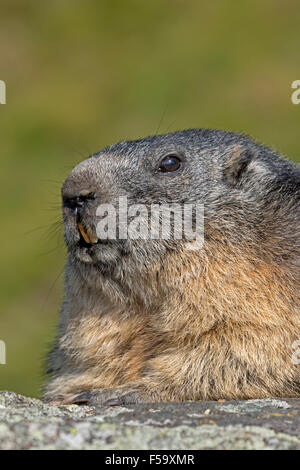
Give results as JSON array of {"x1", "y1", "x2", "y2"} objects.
[{"x1": 0, "y1": 392, "x2": 299, "y2": 450}]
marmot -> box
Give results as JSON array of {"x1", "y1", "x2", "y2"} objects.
[{"x1": 45, "y1": 128, "x2": 300, "y2": 405}]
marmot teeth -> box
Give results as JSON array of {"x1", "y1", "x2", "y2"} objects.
[{"x1": 77, "y1": 221, "x2": 98, "y2": 244}]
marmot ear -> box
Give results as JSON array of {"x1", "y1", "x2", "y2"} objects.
[{"x1": 223, "y1": 145, "x2": 257, "y2": 187}]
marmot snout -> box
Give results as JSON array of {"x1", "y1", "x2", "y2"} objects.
[{"x1": 45, "y1": 128, "x2": 300, "y2": 405}]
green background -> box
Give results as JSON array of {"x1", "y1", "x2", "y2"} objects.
[{"x1": 1, "y1": 0, "x2": 300, "y2": 397}]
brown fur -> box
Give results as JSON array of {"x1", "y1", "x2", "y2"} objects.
[{"x1": 45, "y1": 235, "x2": 300, "y2": 402}]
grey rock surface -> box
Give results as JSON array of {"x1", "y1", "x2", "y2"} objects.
[{"x1": 0, "y1": 392, "x2": 299, "y2": 450}]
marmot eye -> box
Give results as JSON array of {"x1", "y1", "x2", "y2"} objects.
[{"x1": 158, "y1": 155, "x2": 182, "y2": 173}]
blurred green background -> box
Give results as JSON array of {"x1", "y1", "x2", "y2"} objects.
[{"x1": 1, "y1": 0, "x2": 300, "y2": 397}]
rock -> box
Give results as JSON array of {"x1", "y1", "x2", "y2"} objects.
[{"x1": 0, "y1": 392, "x2": 299, "y2": 450}]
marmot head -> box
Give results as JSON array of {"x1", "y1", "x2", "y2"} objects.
[{"x1": 62, "y1": 129, "x2": 299, "y2": 283}]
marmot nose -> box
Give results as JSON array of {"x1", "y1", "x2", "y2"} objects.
[
  {"x1": 62, "y1": 188, "x2": 99, "y2": 245},
  {"x1": 63, "y1": 189, "x2": 96, "y2": 212}
]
